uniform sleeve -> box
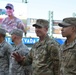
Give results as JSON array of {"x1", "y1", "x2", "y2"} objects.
[
  {"x1": 48, "y1": 42, "x2": 60, "y2": 75},
  {"x1": 0, "y1": 18, "x2": 6, "y2": 27},
  {"x1": 17, "y1": 20, "x2": 27, "y2": 35},
  {"x1": 4, "y1": 43, "x2": 13, "y2": 67}
]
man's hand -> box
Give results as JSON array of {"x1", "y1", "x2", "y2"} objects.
[{"x1": 12, "y1": 52, "x2": 25, "y2": 63}]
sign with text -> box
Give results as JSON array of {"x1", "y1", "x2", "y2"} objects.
[{"x1": 5, "y1": 37, "x2": 39, "y2": 44}]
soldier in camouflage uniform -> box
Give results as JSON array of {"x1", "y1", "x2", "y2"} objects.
[
  {"x1": 1, "y1": 3, "x2": 26, "y2": 35},
  {"x1": 13, "y1": 19, "x2": 60, "y2": 75},
  {"x1": 0, "y1": 28, "x2": 13, "y2": 75},
  {"x1": 58, "y1": 17, "x2": 76, "y2": 75},
  {"x1": 9, "y1": 29, "x2": 30, "y2": 75}
]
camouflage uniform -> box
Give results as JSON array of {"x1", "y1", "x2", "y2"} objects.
[
  {"x1": 22, "y1": 35, "x2": 60, "y2": 75},
  {"x1": 1, "y1": 17, "x2": 25, "y2": 33},
  {"x1": 9, "y1": 42, "x2": 30, "y2": 75},
  {"x1": 0, "y1": 40, "x2": 12, "y2": 75},
  {"x1": 60, "y1": 39, "x2": 76, "y2": 75},
  {"x1": 58, "y1": 17, "x2": 76, "y2": 75}
]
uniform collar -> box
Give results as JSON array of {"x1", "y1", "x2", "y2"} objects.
[{"x1": 61, "y1": 38, "x2": 76, "y2": 50}]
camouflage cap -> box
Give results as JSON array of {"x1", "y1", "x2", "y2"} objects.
[
  {"x1": 5, "y1": 3, "x2": 14, "y2": 9},
  {"x1": 11, "y1": 29, "x2": 23, "y2": 37},
  {"x1": 33, "y1": 19, "x2": 49, "y2": 28},
  {"x1": 58, "y1": 17, "x2": 76, "y2": 27},
  {"x1": 0, "y1": 28, "x2": 6, "y2": 35}
]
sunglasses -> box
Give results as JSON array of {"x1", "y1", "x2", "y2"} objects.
[{"x1": 6, "y1": 7, "x2": 12, "y2": 10}]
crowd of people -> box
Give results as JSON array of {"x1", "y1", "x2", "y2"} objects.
[{"x1": 0, "y1": 3, "x2": 76, "y2": 75}]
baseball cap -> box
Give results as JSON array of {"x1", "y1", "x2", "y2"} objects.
[
  {"x1": 5, "y1": 3, "x2": 14, "y2": 9},
  {"x1": 11, "y1": 29, "x2": 23, "y2": 37},
  {"x1": 33, "y1": 19, "x2": 49, "y2": 28},
  {"x1": 58, "y1": 17, "x2": 76, "y2": 27},
  {"x1": 0, "y1": 28, "x2": 6, "y2": 35}
]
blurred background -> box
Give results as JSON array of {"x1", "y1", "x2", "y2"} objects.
[{"x1": 0, "y1": 0, "x2": 76, "y2": 49}]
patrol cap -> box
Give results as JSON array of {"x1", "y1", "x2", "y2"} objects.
[
  {"x1": 5, "y1": 3, "x2": 14, "y2": 9},
  {"x1": 11, "y1": 29, "x2": 23, "y2": 37},
  {"x1": 0, "y1": 28, "x2": 6, "y2": 35},
  {"x1": 33, "y1": 19, "x2": 49, "y2": 28},
  {"x1": 58, "y1": 17, "x2": 76, "y2": 27}
]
